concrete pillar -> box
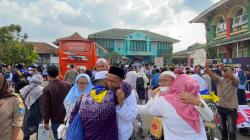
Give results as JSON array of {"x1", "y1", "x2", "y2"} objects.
[{"x1": 226, "y1": 46, "x2": 232, "y2": 59}]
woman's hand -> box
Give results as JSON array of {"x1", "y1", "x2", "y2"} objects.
[{"x1": 178, "y1": 92, "x2": 201, "y2": 106}]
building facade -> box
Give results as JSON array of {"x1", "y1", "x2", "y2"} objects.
[
  {"x1": 172, "y1": 50, "x2": 188, "y2": 65},
  {"x1": 88, "y1": 28, "x2": 179, "y2": 64},
  {"x1": 191, "y1": 0, "x2": 250, "y2": 68},
  {"x1": 30, "y1": 42, "x2": 59, "y2": 66}
]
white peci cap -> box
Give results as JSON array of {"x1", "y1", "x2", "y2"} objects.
[
  {"x1": 161, "y1": 71, "x2": 176, "y2": 79},
  {"x1": 94, "y1": 71, "x2": 108, "y2": 81}
]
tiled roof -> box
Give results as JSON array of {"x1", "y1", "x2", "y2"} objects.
[
  {"x1": 187, "y1": 43, "x2": 205, "y2": 51},
  {"x1": 88, "y1": 28, "x2": 179, "y2": 43},
  {"x1": 29, "y1": 42, "x2": 58, "y2": 55},
  {"x1": 54, "y1": 32, "x2": 88, "y2": 45},
  {"x1": 172, "y1": 50, "x2": 188, "y2": 58}
]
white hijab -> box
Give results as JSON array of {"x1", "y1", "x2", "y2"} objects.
[
  {"x1": 125, "y1": 71, "x2": 137, "y2": 90},
  {"x1": 20, "y1": 74, "x2": 44, "y2": 109}
]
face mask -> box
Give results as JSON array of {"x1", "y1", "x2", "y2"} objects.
[{"x1": 159, "y1": 87, "x2": 168, "y2": 92}]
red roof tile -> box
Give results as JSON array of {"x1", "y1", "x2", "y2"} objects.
[
  {"x1": 53, "y1": 32, "x2": 88, "y2": 45},
  {"x1": 29, "y1": 42, "x2": 58, "y2": 55}
]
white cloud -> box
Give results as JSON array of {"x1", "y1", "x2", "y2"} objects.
[
  {"x1": 212, "y1": 0, "x2": 221, "y2": 3},
  {"x1": 0, "y1": 0, "x2": 207, "y2": 52}
]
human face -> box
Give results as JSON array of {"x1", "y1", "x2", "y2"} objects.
[
  {"x1": 96, "y1": 62, "x2": 106, "y2": 71},
  {"x1": 222, "y1": 67, "x2": 233, "y2": 78},
  {"x1": 32, "y1": 67, "x2": 37, "y2": 72},
  {"x1": 77, "y1": 77, "x2": 88, "y2": 91},
  {"x1": 106, "y1": 74, "x2": 122, "y2": 90},
  {"x1": 79, "y1": 70, "x2": 85, "y2": 74},
  {"x1": 2, "y1": 67, "x2": 7, "y2": 73},
  {"x1": 159, "y1": 75, "x2": 174, "y2": 87}
]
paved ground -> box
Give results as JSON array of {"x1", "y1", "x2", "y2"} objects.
[{"x1": 135, "y1": 114, "x2": 250, "y2": 140}]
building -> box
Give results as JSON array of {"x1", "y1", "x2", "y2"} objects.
[
  {"x1": 30, "y1": 42, "x2": 59, "y2": 66},
  {"x1": 187, "y1": 43, "x2": 206, "y2": 66},
  {"x1": 172, "y1": 50, "x2": 188, "y2": 65},
  {"x1": 172, "y1": 43, "x2": 206, "y2": 65},
  {"x1": 190, "y1": 0, "x2": 250, "y2": 68},
  {"x1": 88, "y1": 28, "x2": 179, "y2": 64}
]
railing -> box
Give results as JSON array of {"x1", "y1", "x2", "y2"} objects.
[{"x1": 232, "y1": 13, "x2": 248, "y2": 28}]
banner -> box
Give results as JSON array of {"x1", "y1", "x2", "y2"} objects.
[
  {"x1": 154, "y1": 57, "x2": 163, "y2": 67},
  {"x1": 193, "y1": 48, "x2": 206, "y2": 66}
]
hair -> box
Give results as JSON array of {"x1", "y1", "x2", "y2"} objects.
[
  {"x1": 156, "y1": 69, "x2": 160, "y2": 73},
  {"x1": 47, "y1": 65, "x2": 59, "y2": 78},
  {"x1": 85, "y1": 70, "x2": 93, "y2": 79},
  {"x1": 70, "y1": 65, "x2": 74, "y2": 69}
]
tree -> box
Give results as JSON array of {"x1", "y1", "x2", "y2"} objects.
[
  {"x1": 205, "y1": 44, "x2": 217, "y2": 59},
  {"x1": 0, "y1": 24, "x2": 38, "y2": 65},
  {"x1": 104, "y1": 51, "x2": 122, "y2": 65}
]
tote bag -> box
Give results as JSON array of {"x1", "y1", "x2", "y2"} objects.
[{"x1": 66, "y1": 113, "x2": 84, "y2": 140}]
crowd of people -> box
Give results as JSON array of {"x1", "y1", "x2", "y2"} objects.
[{"x1": 0, "y1": 58, "x2": 250, "y2": 140}]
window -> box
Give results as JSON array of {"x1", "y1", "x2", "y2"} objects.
[
  {"x1": 130, "y1": 41, "x2": 147, "y2": 52},
  {"x1": 63, "y1": 43, "x2": 90, "y2": 52},
  {"x1": 233, "y1": 9, "x2": 248, "y2": 27},
  {"x1": 216, "y1": 18, "x2": 226, "y2": 33},
  {"x1": 238, "y1": 48, "x2": 248, "y2": 57}
]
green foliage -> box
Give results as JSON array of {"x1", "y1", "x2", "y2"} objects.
[
  {"x1": 205, "y1": 45, "x2": 217, "y2": 59},
  {"x1": 0, "y1": 24, "x2": 38, "y2": 65},
  {"x1": 104, "y1": 51, "x2": 122, "y2": 65},
  {"x1": 163, "y1": 47, "x2": 173, "y2": 64}
]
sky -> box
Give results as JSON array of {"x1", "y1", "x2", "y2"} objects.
[{"x1": 0, "y1": 0, "x2": 221, "y2": 52}]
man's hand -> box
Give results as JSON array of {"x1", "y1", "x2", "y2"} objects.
[
  {"x1": 205, "y1": 59, "x2": 211, "y2": 68},
  {"x1": 44, "y1": 123, "x2": 50, "y2": 130},
  {"x1": 178, "y1": 92, "x2": 200, "y2": 106},
  {"x1": 117, "y1": 89, "x2": 125, "y2": 107},
  {"x1": 152, "y1": 88, "x2": 160, "y2": 98}
]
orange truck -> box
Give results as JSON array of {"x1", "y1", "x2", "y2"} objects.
[{"x1": 54, "y1": 32, "x2": 97, "y2": 77}]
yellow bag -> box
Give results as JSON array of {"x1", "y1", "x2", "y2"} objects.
[{"x1": 150, "y1": 117, "x2": 163, "y2": 139}]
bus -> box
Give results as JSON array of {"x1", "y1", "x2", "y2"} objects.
[{"x1": 56, "y1": 33, "x2": 97, "y2": 77}]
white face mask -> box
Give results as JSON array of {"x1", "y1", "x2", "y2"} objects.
[{"x1": 159, "y1": 87, "x2": 168, "y2": 92}]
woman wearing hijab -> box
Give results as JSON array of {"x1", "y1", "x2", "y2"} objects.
[
  {"x1": 148, "y1": 74, "x2": 209, "y2": 140},
  {"x1": 20, "y1": 74, "x2": 44, "y2": 140},
  {"x1": 64, "y1": 74, "x2": 92, "y2": 119},
  {"x1": 69, "y1": 71, "x2": 119, "y2": 140},
  {"x1": 237, "y1": 69, "x2": 247, "y2": 105},
  {"x1": 0, "y1": 75, "x2": 24, "y2": 140}
]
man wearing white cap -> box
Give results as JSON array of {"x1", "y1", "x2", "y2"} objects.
[
  {"x1": 138, "y1": 71, "x2": 176, "y2": 115},
  {"x1": 138, "y1": 71, "x2": 213, "y2": 139}
]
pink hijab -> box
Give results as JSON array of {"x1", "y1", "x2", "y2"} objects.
[{"x1": 164, "y1": 74, "x2": 201, "y2": 133}]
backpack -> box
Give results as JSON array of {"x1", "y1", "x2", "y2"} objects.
[{"x1": 136, "y1": 77, "x2": 146, "y2": 100}]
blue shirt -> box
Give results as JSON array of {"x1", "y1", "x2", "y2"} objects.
[{"x1": 151, "y1": 73, "x2": 160, "y2": 88}]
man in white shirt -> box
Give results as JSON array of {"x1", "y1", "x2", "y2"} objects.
[{"x1": 107, "y1": 66, "x2": 138, "y2": 140}]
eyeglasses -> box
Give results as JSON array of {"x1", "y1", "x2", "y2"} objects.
[
  {"x1": 78, "y1": 82, "x2": 88, "y2": 85},
  {"x1": 223, "y1": 68, "x2": 227, "y2": 72}
]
